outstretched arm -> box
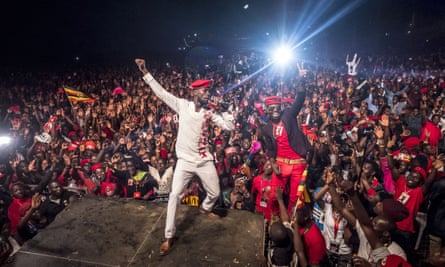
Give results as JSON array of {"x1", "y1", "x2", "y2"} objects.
[
  {"x1": 276, "y1": 186, "x2": 290, "y2": 223},
  {"x1": 341, "y1": 180, "x2": 383, "y2": 250},
  {"x1": 135, "y1": 59, "x2": 181, "y2": 113}
]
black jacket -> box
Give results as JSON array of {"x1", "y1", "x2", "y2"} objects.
[{"x1": 261, "y1": 91, "x2": 311, "y2": 160}]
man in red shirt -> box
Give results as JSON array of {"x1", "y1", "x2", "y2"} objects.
[
  {"x1": 260, "y1": 85, "x2": 311, "y2": 221},
  {"x1": 392, "y1": 163, "x2": 441, "y2": 262},
  {"x1": 251, "y1": 159, "x2": 273, "y2": 214},
  {"x1": 296, "y1": 204, "x2": 327, "y2": 265}
]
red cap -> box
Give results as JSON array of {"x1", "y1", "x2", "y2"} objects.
[
  {"x1": 91, "y1": 163, "x2": 104, "y2": 172},
  {"x1": 421, "y1": 87, "x2": 429, "y2": 94},
  {"x1": 190, "y1": 79, "x2": 212, "y2": 89},
  {"x1": 264, "y1": 96, "x2": 282, "y2": 106}
]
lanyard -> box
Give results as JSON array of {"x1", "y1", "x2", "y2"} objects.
[{"x1": 333, "y1": 210, "x2": 342, "y2": 239}]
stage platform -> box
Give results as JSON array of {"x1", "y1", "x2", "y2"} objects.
[{"x1": 5, "y1": 197, "x2": 264, "y2": 267}]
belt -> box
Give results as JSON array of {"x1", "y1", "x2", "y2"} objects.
[{"x1": 275, "y1": 157, "x2": 306, "y2": 165}]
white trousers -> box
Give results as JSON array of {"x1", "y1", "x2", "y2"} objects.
[{"x1": 164, "y1": 159, "x2": 220, "y2": 239}]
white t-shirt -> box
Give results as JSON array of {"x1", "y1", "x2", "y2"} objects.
[
  {"x1": 143, "y1": 73, "x2": 235, "y2": 163},
  {"x1": 356, "y1": 221, "x2": 406, "y2": 262},
  {"x1": 322, "y1": 203, "x2": 352, "y2": 255}
]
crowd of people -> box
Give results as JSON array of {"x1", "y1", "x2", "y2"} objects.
[{"x1": 0, "y1": 51, "x2": 444, "y2": 266}]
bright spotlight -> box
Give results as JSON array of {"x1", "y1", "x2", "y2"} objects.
[
  {"x1": 272, "y1": 46, "x2": 294, "y2": 66},
  {"x1": 0, "y1": 136, "x2": 11, "y2": 146}
]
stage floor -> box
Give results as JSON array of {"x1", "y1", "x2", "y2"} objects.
[{"x1": 5, "y1": 197, "x2": 264, "y2": 267}]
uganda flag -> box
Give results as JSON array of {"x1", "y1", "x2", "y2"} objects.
[{"x1": 64, "y1": 87, "x2": 94, "y2": 103}]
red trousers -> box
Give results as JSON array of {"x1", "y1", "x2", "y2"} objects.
[{"x1": 264, "y1": 160, "x2": 307, "y2": 221}]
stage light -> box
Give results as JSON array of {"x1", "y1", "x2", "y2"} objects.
[
  {"x1": 272, "y1": 45, "x2": 294, "y2": 66},
  {"x1": 0, "y1": 136, "x2": 11, "y2": 146}
]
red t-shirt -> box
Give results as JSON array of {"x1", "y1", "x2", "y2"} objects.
[
  {"x1": 420, "y1": 121, "x2": 441, "y2": 146},
  {"x1": 299, "y1": 222, "x2": 327, "y2": 264},
  {"x1": 274, "y1": 121, "x2": 301, "y2": 159},
  {"x1": 8, "y1": 197, "x2": 32, "y2": 235},
  {"x1": 251, "y1": 174, "x2": 271, "y2": 213},
  {"x1": 394, "y1": 176, "x2": 424, "y2": 233}
]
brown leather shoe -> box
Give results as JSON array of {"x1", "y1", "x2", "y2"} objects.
[{"x1": 159, "y1": 238, "x2": 173, "y2": 256}]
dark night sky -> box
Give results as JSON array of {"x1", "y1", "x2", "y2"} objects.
[{"x1": 2, "y1": 0, "x2": 445, "y2": 68}]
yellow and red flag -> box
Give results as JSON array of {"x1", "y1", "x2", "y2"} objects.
[
  {"x1": 64, "y1": 87, "x2": 94, "y2": 103},
  {"x1": 295, "y1": 168, "x2": 310, "y2": 209}
]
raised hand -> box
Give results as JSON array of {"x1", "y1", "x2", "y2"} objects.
[
  {"x1": 379, "y1": 114, "x2": 389, "y2": 127},
  {"x1": 387, "y1": 134, "x2": 397, "y2": 149},
  {"x1": 374, "y1": 125, "x2": 384, "y2": 139},
  {"x1": 346, "y1": 53, "x2": 360, "y2": 76},
  {"x1": 327, "y1": 167, "x2": 339, "y2": 186},
  {"x1": 31, "y1": 193, "x2": 41, "y2": 210},
  {"x1": 297, "y1": 62, "x2": 307, "y2": 77},
  {"x1": 433, "y1": 158, "x2": 444, "y2": 170},
  {"x1": 135, "y1": 59, "x2": 148, "y2": 74}
]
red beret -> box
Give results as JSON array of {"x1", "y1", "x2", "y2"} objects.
[
  {"x1": 412, "y1": 166, "x2": 427, "y2": 181},
  {"x1": 67, "y1": 131, "x2": 76, "y2": 138},
  {"x1": 10, "y1": 105, "x2": 21, "y2": 112},
  {"x1": 382, "y1": 198, "x2": 409, "y2": 222},
  {"x1": 112, "y1": 87, "x2": 125, "y2": 96},
  {"x1": 380, "y1": 255, "x2": 411, "y2": 267},
  {"x1": 91, "y1": 163, "x2": 104, "y2": 172},
  {"x1": 68, "y1": 143, "x2": 78, "y2": 151},
  {"x1": 264, "y1": 96, "x2": 282, "y2": 106},
  {"x1": 403, "y1": 137, "x2": 421, "y2": 151},
  {"x1": 84, "y1": 141, "x2": 96, "y2": 150},
  {"x1": 421, "y1": 87, "x2": 429, "y2": 94},
  {"x1": 282, "y1": 98, "x2": 294, "y2": 104},
  {"x1": 190, "y1": 79, "x2": 212, "y2": 89},
  {"x1": 80, "y1": 158, "x2": 91, "y2": 167}
]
